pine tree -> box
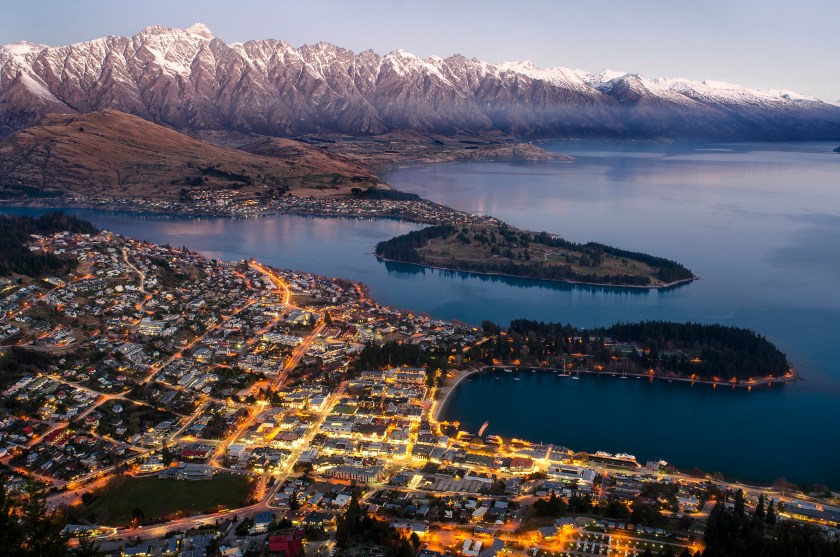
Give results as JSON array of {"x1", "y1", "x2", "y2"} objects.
[
  {"x1": 2, "y1": 481, "x2": 70, "y2": 557},
  {"x1": 766, "y1": 500, "x2": 777, "y2": 525},
  {"x1": 335, "y1": 492, "x2": 363, "y2": 548},
  {"x1": 755, "y1": 493, "x2": 765, "y2": 519},
  {"x1": 0, "y1": 479, "x2": 24, "y2": 551},
  {"x1": 72, "y1": 532, "x2": 101, "y2": 557},
  {"x1": 733, "y1": 489, "x2": 746, "y2": 517},
  {"x1": 409, "y1": 532, "x2": 421, "y2": 551},
  {"x1": 131, "y1": 507, "x2": 145, "y2": 527}
]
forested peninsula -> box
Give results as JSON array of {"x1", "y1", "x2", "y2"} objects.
[
  {"x1": 475, "y1": 320, "x2": 794, "y2": 384},
  {"x1": 375, "y1": 223, "x2": 695, "y2": 288}
]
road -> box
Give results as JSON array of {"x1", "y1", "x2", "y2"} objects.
[
  {"x1": 121, "y1": 248, "x2": 147, "y2": 295},
  {"x1": 97, "y1": 383, "x2": 346, "y2": 543},
  {"x1": 210, "y1": 262, "x2": 323, "y2": 466},
  {"x1": 27, "y1": 272, "x2": 256, "y2": 497}
]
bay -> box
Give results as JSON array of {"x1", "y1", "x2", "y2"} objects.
[
  {"x1": 4, "y1": 140, "x2": 839, "y2": 486},
  {"x1": 388, "y1": 140, "x2": 840, "y2": 487}
]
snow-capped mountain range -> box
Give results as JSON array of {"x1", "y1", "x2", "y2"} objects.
[{"x1": 1, "y1": 23, "x2": 838, "y2": 140}]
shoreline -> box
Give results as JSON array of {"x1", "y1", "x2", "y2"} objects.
[
  {"x1": 431, "y1": 367, "x2": 484, "y2": 422},
  {"x1": 2, "y1": 201, "x2": 696, "y2": 291},
  {"x1": 376, "y1": 256, "x2": 698, "y2": 290},
  {"x1": 0, "y1": 196, "x2": 488, "y2": 227},
  {"x1": 431, "y1": 365, "x2": 810, "y2": 491},
  {"x1": 433, "y1": 365, "x2": 798, "y2": 423}
]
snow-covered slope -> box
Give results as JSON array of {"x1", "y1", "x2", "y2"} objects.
[{"x1": 1, "y1": 23, "x2": 838, "y2": 139}]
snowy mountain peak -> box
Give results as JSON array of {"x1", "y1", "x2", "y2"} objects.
[
  {"x1": 575, "y1": 69, "x2": 628, "y2": 87},
  {"x1": 496, "y1": 60, "x2": 589, "y2": 89},
  {"x1": 186, "y1": 23, "x2": 213, "y2": 38},
  {"x1": 136, "y1": 23, "x2": 213, "y2": 42},
  {"x1": 499, "y1": 59, "x2": 537, "y2": 70},
  {"x1": 388, "y1": 48, "x2": 417, "y2": 59},
  {"x1": 0, "y1": 26, "x2": 838, "y2": 140},
  {"x1": 137, "y1": 24, "x2": 179, "y2": 37},
  {"x1": 0, "y1": 41, "x2": 46, "y2": 63}
]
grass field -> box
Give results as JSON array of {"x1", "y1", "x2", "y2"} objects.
[{"x1": 86, "y1": 474, "x2": 251, "y2": 526}]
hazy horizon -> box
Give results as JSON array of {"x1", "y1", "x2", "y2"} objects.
[{"x1": 1, "y1": 0, "x2": 837, "y2": 100}]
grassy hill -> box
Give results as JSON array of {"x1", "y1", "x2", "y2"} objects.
[
  {"x1": 0, "y1": 110, "x2": 381, "y2": 202},
  {"x1": 376, "y1": 223, "x2": 695, "y2": 287}
]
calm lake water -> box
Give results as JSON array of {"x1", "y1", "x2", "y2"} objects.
[{"x1": 5, "y1": 141, "x2": 839, "y2": 486}]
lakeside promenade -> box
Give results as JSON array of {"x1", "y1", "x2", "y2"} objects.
[{"x1": 433, "y1": 364, "x2": 798, "y2": 423}]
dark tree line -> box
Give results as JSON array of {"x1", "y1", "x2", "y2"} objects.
[
  {"x1": 375, "y1": 225, "x2": 456, "y2": 263},
  {"x1": 606, "y1": 321, "x2": 789, "y2": 379},
  {"x1": 0, "y1": 184, "x2": 64, "y2": 199},
  {"x1": 352, "y1": 341, "x2": 447, "y2": 374},
  {"x1": 0, "y1": 347, "x2": 54, "y2": 394},
  {"x1": 0, "y1": 478, "x2": 96, "y2": 557},
  {"x1": 335, "y1": 493, "x2": 415, "y2": 557},
  {"x1": 478, "y1": 320, "x2": 789, "y2": 381},
  {"x1": 0, "y1": 212, "x2": 97, "y2": 276},
  {"x1": 702, "y1": 490, "x2": 839, "y2": 557},
  {"x1": 533, "y1": 492, "x2": 568, "y2": 517},
  {"x1": 352, "y1": 188, "x2": 421, "y2": 201}
]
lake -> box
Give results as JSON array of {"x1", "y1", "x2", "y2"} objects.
[{"x1": 5, "y1": 140, "x2": 838, "y2": 486}]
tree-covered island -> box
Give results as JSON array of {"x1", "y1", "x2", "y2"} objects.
[{"x1": 375, "y1": 223, "x2": 695, "y2": 288}]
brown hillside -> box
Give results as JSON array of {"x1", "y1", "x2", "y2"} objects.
[
  {"x1": 0, "y1": 110, "x2": 380, "y2": 201},
  {"x1": 237, "y1": 136, "x2": 381, "y2": 197}
]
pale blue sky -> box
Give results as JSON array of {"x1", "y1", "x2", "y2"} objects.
[{"x1": 1, "y1": 0, "x2": 837, "y2": 99}]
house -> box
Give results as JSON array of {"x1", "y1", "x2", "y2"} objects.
[
  {"x1": 158, "y1": 463, "x2": 212, "y2": 480},
  {"x1": 61, "y1": 524, "x2": 102, "y2": 536},
  {"x1": 302, "y1": 511, "x2": 335, "y2": 528},
  {"x1": 139, "y1": 455, "x2": 164, "y2": 472},
  {"x1": 547, "y1": 464, "x2": 597, "y2": 485},
  {"x1": 537, "y1": 525, "x2": 559, "y2": 540},
  {"x1": 477, "y1": 539, "x2": 505, "y2": 557},
  {"x1": 309, "y1": 396, "x2": 327, "y2": 411},
  {"x1": 462, "y1": 539, "x2": 483, "y2": 557},
  {"x1": 268, "y1": 529, "x2": 304, "y2": 557},
  {"x1": 333, "y1": 493, "x2": 352, "y2": 507},
  {"x1": 137, "y1": 318, "x2": 165, "y2": 336},
  {"x1": 253, "y1": 511, "x2": 274, "y2": 533},
  {"x1": 677, "y1": 495, "x2": 700, "y2": 513},
  {"x1": 509, "y1": 457, "x2": 534, "y2": 473},
  {"x1": 229, "y1": 443, "x2": 247, "y2": 460},
  {"x1": 324, "y1": 465, "x2": 384, "y2": 484}
]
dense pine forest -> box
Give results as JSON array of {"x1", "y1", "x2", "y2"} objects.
[
  {"x1": 477, "y1": 320, "x2": 790, "y2": 381},
  {"x1": 0, "y1": 212, "x2": 98, "y2": 276},
  {"x1": 376, "y1": 225, "x2": 456, "y2": 264},
  {"x1": 701, "y1": 489, "x2": 840, "y2": 557}
]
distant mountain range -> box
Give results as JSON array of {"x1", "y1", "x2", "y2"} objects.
[{"x1": 1, "y1": 23, "x2": 839, "y2": 140}]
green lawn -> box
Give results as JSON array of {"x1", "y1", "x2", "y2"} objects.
[{"x1": 86, "y1": 474, "x2": 251, "y2": 526}]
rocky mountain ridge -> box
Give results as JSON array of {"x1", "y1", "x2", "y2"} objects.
[{"x1": 1, "y1": 23, "x2": 839, "y2": 140}]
